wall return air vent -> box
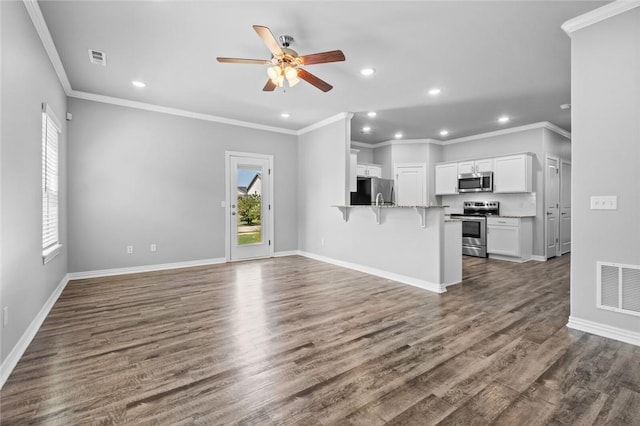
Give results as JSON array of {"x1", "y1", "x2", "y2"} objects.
[
  {"x1": 88, "y1": 49, "x2": 106, "y2": 66},
  {"x1": 597, "y1": 261, "x2": 640, "y2": 317}
]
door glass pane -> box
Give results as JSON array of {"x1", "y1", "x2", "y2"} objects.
[{"x1": 236, "y1": 167, "x2": 262, "y2": 245}]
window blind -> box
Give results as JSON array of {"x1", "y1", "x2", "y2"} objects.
[{"x1": 42, "y1": 103, "x2": 61, "y2": 260}]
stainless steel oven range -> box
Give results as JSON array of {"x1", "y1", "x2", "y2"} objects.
[{"x1": 450, "y1": 201, "x2": 499, "y2": 258}]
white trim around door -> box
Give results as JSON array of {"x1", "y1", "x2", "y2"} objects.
[{"x1": 225, "y1": 151, "x2": 274, "y2": 261}]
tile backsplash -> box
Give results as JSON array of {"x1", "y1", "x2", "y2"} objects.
[{"x1": 441, "y1": 192, "x2": 537, "y2": 216}]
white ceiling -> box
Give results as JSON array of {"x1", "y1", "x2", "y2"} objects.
[{"x1": 38, "y1": 1, "x2": 607, "y2": 144}]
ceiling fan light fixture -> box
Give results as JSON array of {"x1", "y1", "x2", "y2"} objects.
[{"x1": 267, "y1": 66, "x2": 281, "y2": 82}]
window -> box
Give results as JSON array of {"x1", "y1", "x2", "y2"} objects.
[{"x1": 42, "y1": 103, "x2": 61, "y2": 263}]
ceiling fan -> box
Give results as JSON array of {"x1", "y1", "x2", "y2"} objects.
[{"x1": 217, "y1": 25, "x2": 345, "y2": 92}]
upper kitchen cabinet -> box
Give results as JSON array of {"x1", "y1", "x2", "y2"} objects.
[
  {"x1": 458, "y1": 159, "x2": 494, "y2": 174},
  {"x1": 356, "y1": 163, "x2": 382, "y2": 178},
  {"x1": 493, "y1": 154, "x2": 533, "y2": 193},
  {"x1": 435, "y1": 163, "x2": 459, "y2": 195}
]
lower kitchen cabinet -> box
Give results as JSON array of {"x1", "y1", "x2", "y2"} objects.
[{"x1": 487, "y1": 217, "x2": 532, "y2": 262}]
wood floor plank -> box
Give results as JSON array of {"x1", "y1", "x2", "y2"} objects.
[{"x1": 2, "y1": 254, "x2": 639, "y2": 424}]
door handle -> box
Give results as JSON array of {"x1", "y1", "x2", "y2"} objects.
[
  {"x1": 546, "y1": 212, "x2": 552, "y2": 215},
  {"x1": 561, "y1": 212, "x2": 567, "y2": 215}
]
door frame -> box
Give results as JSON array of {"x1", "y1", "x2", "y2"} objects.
[
  {"x1": 225, "y1": 151, "x2": 274, "y2": 261},
  {"x1": 544, "y1": 154, "x2": 561, "y2": 259},
  {"x1": 560, "y1": 159, "x2": 572, "y2": 255}
]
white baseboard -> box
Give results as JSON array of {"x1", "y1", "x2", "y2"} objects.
[
  {"x1": 0, "y1": 273, "x2": 70, "y2": 389},
  {"x1": 567, "y1": 316, "x2": 640, "y2": 347},
  {"x1": 298, "y1": 251, "x2": 447, "y2": 293},
  {"x1": 274, "y1": 250, "x2": 301, "y2": 258},
  {"x1": 531, "y1": 255, "x2": 547, "y2": 262},
  {"x1": 68, "y1": 258, "x2": 227, "y2": 280}
]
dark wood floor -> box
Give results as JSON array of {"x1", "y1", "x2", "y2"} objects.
[{"x1": 2, "y1": 255, "x2": 640, "y2": 425}]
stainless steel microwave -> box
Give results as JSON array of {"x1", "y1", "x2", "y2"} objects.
[{"x1": 458, "y1": 172, "x2": 493, "y2": 193}]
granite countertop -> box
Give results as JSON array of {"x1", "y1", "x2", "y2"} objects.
[
  {"x1": 491, "y1": 215, "x2": 536, "y2": 218},
  {"x1": 445, "y1": 219, "x2": 462, "y2": 223}
]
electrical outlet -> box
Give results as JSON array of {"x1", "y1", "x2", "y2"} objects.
[
  {"x1": 590, "y1": 196, "x2": 617, "y2": 210},
  {"x1": 150, "y1": 244, "x2": 157, "y2": 252},
  {"x1": 126, "y1": 245, "x2": 134, "y2": 254},
  {"x1": 3, "y1": 307, "x2": 8, "y2": 327}
]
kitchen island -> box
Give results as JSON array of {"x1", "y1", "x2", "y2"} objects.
[{"x1": 318, "y1": 205, "x2": 461, "y2": 293}]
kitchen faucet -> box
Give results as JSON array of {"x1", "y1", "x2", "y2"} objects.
[{"x1": 375, "y1": 193, "x2": 384, "y2": 206}]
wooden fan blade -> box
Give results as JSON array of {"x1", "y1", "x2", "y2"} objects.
[
  {"x1": 297, "y1": 69, "x2": 333, "y2": 92},
  {"x1": 300, "y1": 50, "x2": 345, "y2": 65},
  {"x1": 217, "y1": 57, "x2": 270, "y2": 65},
  {"x1": 263, "y1": 79, "x2": 277, "y2": 91},
  {"x1": 253, "y1": 25, "x2": 284, "y2": 57}
]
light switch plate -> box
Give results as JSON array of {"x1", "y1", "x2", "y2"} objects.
[{"x1": 590, "y1": 196, "x2": 617, "y2": 210}]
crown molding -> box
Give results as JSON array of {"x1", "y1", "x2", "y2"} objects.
[
  {"x1": 22, "y1": 0, "x2": 72, "y2": 94},
  {"x1": 562, "y1": 0, "x2": 640, "y2": 35},
  {"x1": 69, "y1": 90, "x2": 298, "y2": 135},
  {"x1": 366, "y1": 138, "x2": 443, "y2": 149},
  {"x1": 350, "y1": 140, "x2": 375, "y2": 148},
  {"x1": 297, "y1": 112, "x2": 353, "y2": 135},
  {"x1": 444, "y1": 122, "x2": 570, "y2": 145}
]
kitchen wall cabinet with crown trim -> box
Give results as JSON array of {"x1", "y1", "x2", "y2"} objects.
[
  {"x1": 356, "y1": 163, "x2": 382, "y2": 178},
  {"x1": 493, "y1": 154, "x2": 532, "y2": 193},
  {"x1": 458, "y1": 158, "x2": 494, "y2": 174},
  {"x1": 435, "y1": 163, "x2": 459, "y2": 195}
]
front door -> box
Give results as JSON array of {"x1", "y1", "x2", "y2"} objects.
[
  {"x1": 545, "y1": 155, "x2": 560, "y2": 258},
  {"x1": 227, "y1": 153, "x2": 273, "y2": 261}
]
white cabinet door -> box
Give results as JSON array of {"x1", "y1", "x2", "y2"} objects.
[
  {"x1": 475, "y1": 158, "x2": 494, "y2": 172},
  {"x1": 458, "y1": 161, "x2": 475, "y2": 174},
  {"x1": 368, "y1": 165, "x2": 382, "y2": 178},
  {"x1": 493, "y1": 154, "x2": 532, "y2": 193},
  {"x1": 356, "y1": 163, "x2": 382, "y2": 178},
  {"x1": 487, "y1": 225, "x2": 520, "y2": 256},
  {"x1": 458, "y1": 159, "x2": 494, "y2": 174},
  {"x1": 395, "y1": 164, "x2": 426, "y2": 206},
  {"x1": 435, "y1": 163, "x2": 458, "y2": 195}
]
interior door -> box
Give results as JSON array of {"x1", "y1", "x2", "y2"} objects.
[
  {"x1": 395, "y1": 163, "x2": 426, "y2": 206},
  {"x1": 545, "y1": 155, "x2": 560, "y2": 258},
  {"x1": 560, "y1": 160, "x2": 571, "y2": 254},
  {"x1": 228, "y1": 154, "x2": 272, "y2": 261}
]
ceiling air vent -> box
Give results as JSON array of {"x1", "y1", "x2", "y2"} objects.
[
  {"x1": 597, "y1": 261, "x2": 640, "y2": 317},
  {"x1": 88, "y1": 49, "x2": 106, "y2": 66}
]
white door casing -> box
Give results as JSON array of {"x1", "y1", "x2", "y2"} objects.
[
  {"x1": 545, "y1": 155, "x2": 560, "y2": 258},
  {"x1": 394, "y1": 163, "x2": 427, "y2": 206},
  {"x1": 560, "y1": 160, "x2": 571, "y2": 254},
  {"x1": 225, "y1": 152, "x2": 274, "y2": 261}
]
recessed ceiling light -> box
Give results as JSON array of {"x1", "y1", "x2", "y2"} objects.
[
  {"x1": 394, "y1": 132, "x2": 403, "y2": 139},
  {"x1": 280, "y1": 113, "x2": 290, "y2": 118},
  {"x1": 440, "y1": 130, "x2": 449, "y2": 136},
  {"x1": 360, "y1": 68, "x2": 375, "y2": 77},
  {"x1": 367, "y1": 111, "x2": 377, "y2": 118},
  {"x1": 498, "y1": 115, "x2": 510, "y2": 124},
  {"x1": 362, "y1": 126, "x2": 371, "y2": 132},
  {"x1": 132, "y1": 80, "x2": 146, "y2": 88},
  {"x1": 428, "y1": 88, "x2": 441, "y2": 96}
]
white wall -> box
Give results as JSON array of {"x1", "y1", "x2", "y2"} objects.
[
  {"x1": 299, "y1": 119, "x2": 447, "y2": 287},
  {"x1": 1, "y1": 1, "x2": 68, "y2": 363},
  {"x1": 569, "y1": 6, "x2": 640, "y2": 335},
  {"x1": 352, "y1": 144, "x2": 374, "y2": 164},
  {"x1": 67, "y1": 98, "x2": 299, "y2": 272}
]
